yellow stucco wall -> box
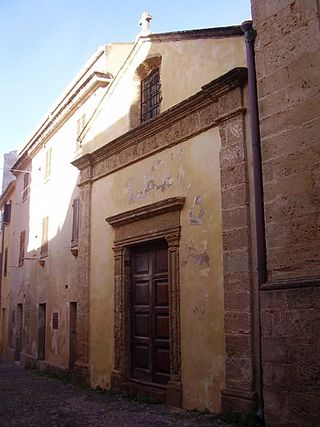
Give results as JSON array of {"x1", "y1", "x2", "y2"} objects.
[
  {"x1": 83, "y1": 36, "x2": 245, "y2": 153},
  {"x1": 0, "y1": 189, "x2": 15, "y2": 356},
  {"x1": 7, "y1": 84, "x2": 104, "y2": 367},
  {"x1": 8, "y1": 133, "x2": 80, "y2": 368},
  {"x1": 89, "y1": 127, "x2": 225, "y2": 411}
]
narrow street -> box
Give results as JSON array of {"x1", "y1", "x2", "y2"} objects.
[{"x1": 0, "y1": 360, "x2": 232, "y2": 427}]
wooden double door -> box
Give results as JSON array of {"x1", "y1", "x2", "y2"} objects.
[{"x1": 131, "y1": 240, "x2": 170, "y2": 386}]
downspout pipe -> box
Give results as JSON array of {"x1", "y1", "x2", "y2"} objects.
[{"x1": 241, "y1": 20, "x2": 267, "y2": 421}]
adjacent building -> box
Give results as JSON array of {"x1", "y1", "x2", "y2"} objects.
[
  {"x1": 252, "y1": 1, "x2": 320, "y2": 426},
  {"x1": 0, "y1": 181, "x2": 15, "y2": 357}
]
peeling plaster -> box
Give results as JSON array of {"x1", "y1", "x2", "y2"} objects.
[
  {"x1": 182, "y1": 241, "x2": 210, "y2": 267},
  {"x1": 125, "y1": 148, "x2": 191, "y2": 203},
  {"x1": 200, "y1": 267, "x2": 210, "y2": 277},
  {"x1": 189, "y1": 196, "x2": 205, "y2": 225},
  {"x1": 126, "y1": 175, "x2": 173, "y2": 202},
  {"x1": 193, "y1": 288, "x2": 209, "y2": 316},
  {"x1": 51, "y1": 330, "x2": 58, "y2": 356},
  {"x1": 32, "y1": 340, "x2": 37, "y2": 354}
]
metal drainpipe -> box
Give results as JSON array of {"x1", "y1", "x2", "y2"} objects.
[{"x1": 241, "y1": 20, "x2": 267, "y2": 421}]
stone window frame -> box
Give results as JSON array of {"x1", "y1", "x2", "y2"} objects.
[
  {"x1": 129, "y1": 55, "x2": 162, "y2": 129},
  {"x1": 106, "y1": 196, "x2": 185, "y2": 406}
]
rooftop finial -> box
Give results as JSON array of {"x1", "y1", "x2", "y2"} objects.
[{"x1": 139, "y1": 11, "x2": 152, "y2": 36}]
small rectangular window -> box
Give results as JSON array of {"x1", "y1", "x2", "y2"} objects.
[
  {"x1": 44, "y1": 147, "x2": 52, "y2": 180},
  {"x1": 3, "y1": 202, "x2": 11, "y2": 224},
  {"x1": 4, "y1": 247, "x2": 8, "y2": 276},
  {"x1": 40, "y1": 217, "x2": 49, "y2": 257},
  {"x1": 141, "y1": 68, "x2": 161, "y2": 123},
  {"x1": 52, "y1": 312, "x2": 59, "y2": 330},
  {"x1": 76, "y1": 114, "x2": 86, "y2": 152},
  {"x1": 22, "y1": 173, "x2": 30, "y2": 201},
  {"x1": 18, "y1": 231, "x2": 26, "y2": 266},
  {"x1": 77, "y1": 113, "x2": 86, "y2": 136},
  {"x1": 71, "y1": 198, "x2": 80, "y2": 247}
]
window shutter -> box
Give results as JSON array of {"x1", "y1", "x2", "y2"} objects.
[
  {"x1": 22, "y1": 173, "x2": 29, "y2": 201},
  {"x1": 19, "y1": 230, "x2": 26, "y2": 266},
  {"x1": 40, "y1": 217, "x2": 49, "y2": 257},
  {"x1": 4, "y1": 247, "x2": 8, "y2": 276},
  {"x1": 3, "y1": 202, "x2": 11, "y2": 225},
  {"x1": 71, "y1": 198, "x2": 80, "y2": 246},
  {"x1": 44, "y1": 148, "x2": 52, "y2": 179}
]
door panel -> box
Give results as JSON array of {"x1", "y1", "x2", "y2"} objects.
[
  {"x1": 134, "y1": 313, "x2": 149, "y2": 336},
  {"x1": 155, "y1": 315, "x2": 169, "y2": 338},
  {"x1": 69, "y1": 302, "x2": 77, "y2": 369},
  {"x1": 131, "y1": 241, "x2": 170, "y2": 385},
  {"x1": 134, "y1": 280, "x2": 149, "y2": 305},
  {"x1": 38, "y1": 303, "x2": 46, "y2": 360},
  {"x1": 15, "y1": 304, "x2": 23, "y2": 361},
  {"x1": 155, "y1": 281, "x2": 169, "y2": 306}
]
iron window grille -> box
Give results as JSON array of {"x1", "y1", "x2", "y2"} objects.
[{"x1": 141, "y1": 68, "x2": 161, "y2": 123}]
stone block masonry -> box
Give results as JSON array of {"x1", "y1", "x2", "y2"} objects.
[
  {"x1": 260, "y1": 286, "x2": 320, "y2": 427},
  {"x1": 251, "y1": 0, "x2": 320, "y2": 425}
]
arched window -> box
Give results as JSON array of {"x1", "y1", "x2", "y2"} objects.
[{"x1": 130, "y1": 55, "x2": 162, "y2": 128}]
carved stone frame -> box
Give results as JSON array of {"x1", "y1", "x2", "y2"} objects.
[
  {"x1": 106, "y1": 197, "x2": 185, "y2": 406},
  {"x1": 129, "y1": 55, "x2": 162, "y2": 129}
]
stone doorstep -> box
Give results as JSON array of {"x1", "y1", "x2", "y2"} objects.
[
  {"x1": 37, "y1": 359, "x2": 68, "y2": 375},
  {"x1": 5, "y1": 346, "x2": 16, "y2": 362},
  {"x1": 121, "y1": 380, "x2": 166, "y2": 403}
]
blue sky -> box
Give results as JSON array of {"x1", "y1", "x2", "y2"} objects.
[{"x1": 0, "y1": 0, "x2": 251, "y2": 164}]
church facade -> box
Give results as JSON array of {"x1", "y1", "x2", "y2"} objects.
[{"x1": 0, "y1": 3, "x2": 319, "y2": 425}]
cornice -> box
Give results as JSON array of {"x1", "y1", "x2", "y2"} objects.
[
  {"x1": 11, "y1": 152, "x2": 30, "y2": 175},
  {"x1": 202, "y1": 67, "x2": 248, "y2": 100},
  {"x1": 88, "y1": 89, "x2": 209, "y2": 166},
  {"x1": 72, "y1": 153, "x2": 93, "y2": 170},
  {"x1": 141, "y1": 26, "x2": 243, "y2": 42},
  {"x1": 106, "y1": 197, "x2": 185, "y2": 228},
  {"x1": 28, "y1": 72, "x2": 112, "y2": 157},
  {"x1": 261, "y1": 276, "x2": 320, "y2": 291},
  {"x1": 72, "y1": 67, "x2": 247, "y2": 176},
  {"x1": 0, "y1": 181, "x2": 16, "y2": 206}
]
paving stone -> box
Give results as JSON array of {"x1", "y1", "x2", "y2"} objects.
[{"x1": 0, "y1": 359, "x2": 232, "y2": 427}]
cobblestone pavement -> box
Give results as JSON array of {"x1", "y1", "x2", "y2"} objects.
[{"x1": 0, "y1": 359, "x2": 233, "y2": 427}]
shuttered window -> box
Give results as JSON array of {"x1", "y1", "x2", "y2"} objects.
[
  {"x1": 44, "y1": 147, "x2": 52, "y2": 180},
  {"x1": 18, "y1": 231, "x2": 25, "y2": 266},
  {"x1": 40, "y1": 217, "x2": 49, "y2": 257},
  {"x1": 71, "y1": 197, "x2": 80, "y2": 246},
  {"x1": 77, "y1": 113, "x2": 86, "y2": 136},
  {"x1": 4, "y1": 247, "x2": 8, "y2": 276},
  {"x1": 3, "y1": 202, "x2": 11, "y2": 224},
  {"x1": 22, "y1": 173, "x2": 29, "y2": 201}
]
